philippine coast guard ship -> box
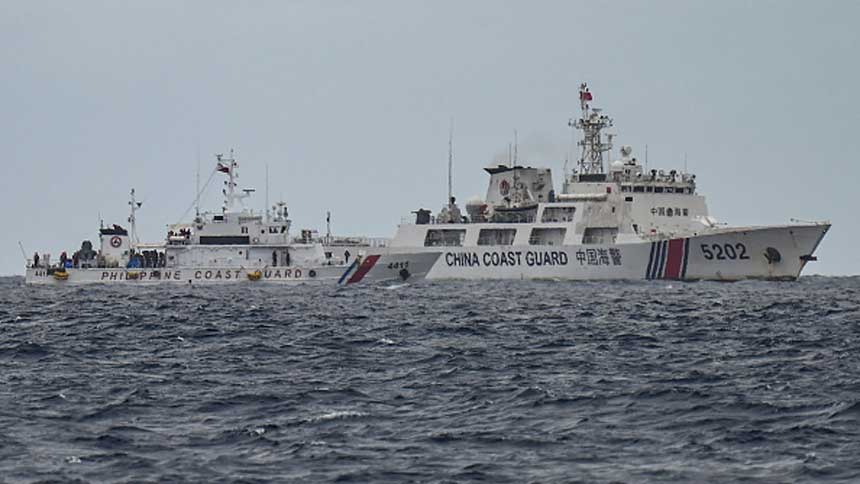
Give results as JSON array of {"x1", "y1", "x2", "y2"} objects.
[
  {"x1": 25, "y1": 151, "x2": 438, "y2": 285},
  {"x1": 387, "y1": 84, "x2": 829, "y2": 281}
]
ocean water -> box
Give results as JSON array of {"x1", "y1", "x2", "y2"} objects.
[{"x1": 1, "y1": 276, "x2": 859, "y2": 483}]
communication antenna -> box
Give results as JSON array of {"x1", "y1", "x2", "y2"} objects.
[
  {"x1": 513, "y1": 129, "x2": 518, "y2": 165},
  {"x1": 326, "y1": 211, "x2": 332, "y2": 240},
  {"x1": 18, "y1": 241, "x2": 28, "y2": 263},
  {"x1": 265, "y1": 163, "x2": 270, "y2": 221},
  {"x1": 645, "y1": 144, "x2": 649, "y2": 172},
  {"x1": 195, "y1": 147, "x2": 201, "y2": 217},
  {"x1": 508, "y1": 142, "x2": 512, "y2": 167},
  {"x1": 447, "y1": 117, "x2": 453, "y2": 203}
]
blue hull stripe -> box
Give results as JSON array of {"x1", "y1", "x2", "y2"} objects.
[
  {"x1": 337, "y1": 260, "x2": 359, "y2": 285},
  {"x1": 645, "y1": 242, "x2": 657, "y2": 279},
  {"x1": 681, "y1": 238, "x2": 690, "y2": 279}
]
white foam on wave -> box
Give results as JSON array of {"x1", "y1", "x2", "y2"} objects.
[{"x1": 310, "y1": 410, "x2": 367, "y2": 423}]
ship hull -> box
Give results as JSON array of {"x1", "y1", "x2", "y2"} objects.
[
  {"x1": 390, "y1": 224, "x2": 829, "y2": 281},
  {"x1": 24, "y1": 252, "x2": 440, "y2": 285}
]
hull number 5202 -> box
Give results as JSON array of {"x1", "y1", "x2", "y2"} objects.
[{"x1": 701, "y1": 243, "x2": 750, "y2": 261}]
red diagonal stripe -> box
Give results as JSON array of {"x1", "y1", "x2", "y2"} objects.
[
  {"x1": 663, "y1": 238, "x2": 684, "y2": 280},
  {"x1": 347, "y1": 255, "x2": 380, "y2": 284}
]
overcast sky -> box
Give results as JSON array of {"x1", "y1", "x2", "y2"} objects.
[{"x1": 3, "y1": 1, "x2": 858, "y2": 275}]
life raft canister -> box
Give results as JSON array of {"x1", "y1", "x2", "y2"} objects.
[{"x1": 247, "y1": 270, "x2": 262, "y2": 281}]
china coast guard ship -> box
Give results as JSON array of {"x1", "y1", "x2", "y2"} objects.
[
  {"x1": 25, "y1": 151, "x2": 438, "y2": 285},
  {"x1": 387, "y1": 84, "x2": 830, "y2": 281}
]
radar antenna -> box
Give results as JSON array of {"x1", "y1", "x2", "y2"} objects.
[{"x1": 569, "y1": 83, "x2": 614, "y2": 175}]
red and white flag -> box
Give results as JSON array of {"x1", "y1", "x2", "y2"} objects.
[
  {"x1": 580, "y1": 91, "x2": 593, "y2": 101},
  {"x1": 216, "y1": 162, "x2": 230, "y2": 173}
]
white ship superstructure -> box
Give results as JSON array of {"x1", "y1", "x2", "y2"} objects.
[
  {"x1": 25, "y1": 151, "x2": 438, "y2": 285},
  {"x1": 387, "y1": 84, "x2": 829, "y2": 281}
]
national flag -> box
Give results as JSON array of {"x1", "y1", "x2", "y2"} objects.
[
  {"x1": 580, "y1": 91, "x2": 593, "y2": 101},
  {"x1": 216, "y1": 162, "x2": 230, "y2": 173}
]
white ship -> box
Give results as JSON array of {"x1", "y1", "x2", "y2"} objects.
[
  {"x1": 386, "y1": 84, "x2": 829, "y2": 281},
  {"x1": 24, "y1": 151, "x2": 438, "y2": 285}
]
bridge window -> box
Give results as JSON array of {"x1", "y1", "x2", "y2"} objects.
[
  {"x1": 582, "y1": 227, "x2": 618, "y2": 245},
  {"x1": 541, "y1": 206, "x2": 576, "y2": 223},
  {"x1": 529, "y1": 228, "x2": 566, "y2": 246},
  {"x1": 477, "y1": 228, "x2": 517, "y2": 246},
  {"x1": 654, "y1": 187, "x2": 664, "y2": 193},
  {"x1": 646, "y1": 186, "x2": 654, "y2": 193},
  {"x1": 633, "y1": 185, "x2": 645, "y2": 193},
  {"x1": 424, "y1": 229, "x2": 466, "y2": 247}
]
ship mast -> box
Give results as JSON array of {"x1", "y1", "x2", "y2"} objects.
[
  {"x1": 216, "y1": 149, "x2": 250, "y2": 212},
  {"x1": 569, "y1": 83, "x2": 614, "y2": 175},
  {"x1": 128, "y1": 188, "x2": 142, "y2": 248}
]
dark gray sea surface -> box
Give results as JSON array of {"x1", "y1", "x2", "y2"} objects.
[{"x1": 1, "y1": 276, "x2": 859, "y2": 483}]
